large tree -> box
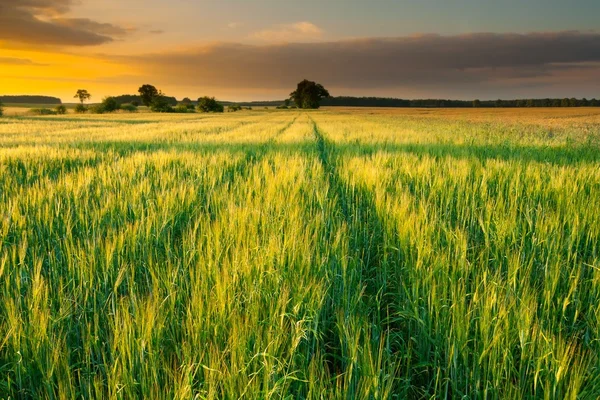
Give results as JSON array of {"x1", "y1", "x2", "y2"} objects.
[
  {"x1": 290, "y1": 79, "x2": 330, "y2": 109},
  {"x1": 138, "y1": 84, "x2": 160, "y2": 107},
  {"x1": 74, "y1": 89, "x2": 91, "y2": 105}
]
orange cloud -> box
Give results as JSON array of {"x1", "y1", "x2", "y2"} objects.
[{"x1": 252, "y1": 21, "x2": 323, "y2": 42}]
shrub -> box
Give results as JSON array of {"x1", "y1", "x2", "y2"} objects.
[
  {"x1": 197, "y1": 97, "x2": 224, "y2": 113},
  {"x1": 150, "y1": 96, "x2": 173, "y2": 113},
  {"x1": 89, "y1": 104, "x2": 106, "y2": 114},
  {"x1": 0, "y1": 101, "x2": 3, "y2": 117},
  {"x1": 121, "y1": 104, "x2": 138, "y2": 113},
  {"x1": 101, "y1": 97, "x2": 120, "y2": 113},
  {"x1": 227, "y1": 104, "x2": 242, "y2": 112},
  {"x1": 31, "y1": 108, "x2": 58, "y2": 115},
  {"x1": 55, "y1": 105, "x2": 67, "y2": 114},
  {"x1": 75, "y1": 104, "x2": 87, "y2": 113},
  {"x1": 172, "y1": 104, "x2": 194, "y2": 113},
  {"x1": 276, "y1": 105, "x2": 289, "y2": 109}
]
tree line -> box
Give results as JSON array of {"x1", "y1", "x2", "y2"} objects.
[
  {"x1": 321, "y1": 96, "x2": 600, "y2": 108},
  {"x1": 72, "y1": 86, "x2": 226, "y2": 114},
  {"x1": 0, "y1": 95, "x2": 61, "y2": 104},
  {"x1": 2, "y1": 80, "x2": 599, "y2": 113}
]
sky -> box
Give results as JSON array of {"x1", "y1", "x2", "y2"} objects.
[{"x1": 1, "y1": 0, "x2": 600, "y2": 101}]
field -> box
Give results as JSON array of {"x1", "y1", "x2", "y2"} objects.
[{"x1": 0, "y1": 108, "x2": 599, "y2": 398}]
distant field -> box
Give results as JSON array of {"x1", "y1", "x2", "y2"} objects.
[{"x1": 0, "y1": 108, "x2": 599, "y2": 398}]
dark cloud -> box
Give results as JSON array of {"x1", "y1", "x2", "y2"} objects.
[
  {"x1": 149, "y1": 30, "x2": 165, "y2": 35},
  {"x1": 0, "y1": 0, "x2": 130, "y2": 46},
  {"x1": 121, "y1": 31, "x2": 600, "y2": 98},
  {"x1": 0, "y1": 56, "x2": 48, "y2": 66}
]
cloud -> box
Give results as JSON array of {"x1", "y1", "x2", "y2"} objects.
[
  {"x1": 115, "y1": 31, "x2": 600, "y2": 98},
  {"x1": 149, "y1": 29, "x2": 165, "y2": 35},
  {"x1": 0, "y1": 0, "x2": 131, "y2": 46},
  {"x1": 252, "y1": 21, "x2": 323, "y2": 42},
  {"x1": 227, "y1": 22, "x2": 239, "y2": 29},
  {"x1": 0, "y1": 56, "x2": 48, "y2": 66}
]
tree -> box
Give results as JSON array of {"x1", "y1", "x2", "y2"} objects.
[
  {"x1": 74, "y1": 89, "x2": 91, "y2": 105},
  {"x1": 55, "y1": 105, "x2": 67, "y2": 114},
  {"x1": 290, "y1": 79, "x2": 330, "y2": 109},
  {"x1": 472, "y1": 99, "x2": 481, "y2": 108},
  {"x1": 181, "y1": 97, "x2": 192, "y2": 104},
  {"x1": 197, "y1": 97, "x2": 224, "y2": 113},
  {"x1": 138, "y1": 84, "x2": 159, "y2": 107},
  {"x1": 0, "y1": 100, "x2": 3, "y2": 117}
]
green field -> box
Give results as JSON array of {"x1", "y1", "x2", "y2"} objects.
[{"x1": 0, "y1": 108, "x2": 599, "y2": 398}]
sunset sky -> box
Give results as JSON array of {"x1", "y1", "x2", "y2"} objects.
[{"x1": 1, "y1": 0, "x2": 600, "y2": 102}]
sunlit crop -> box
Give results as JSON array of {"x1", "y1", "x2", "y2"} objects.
[{"x1": 1, "y1": 108, "x2": 599, "y2": 398}]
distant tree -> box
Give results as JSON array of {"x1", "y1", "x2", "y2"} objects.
[
  {"x1": 495, "y1": 99, "x2": 503, "y2": 108},
  {"x1": 591, "y1": 98, "x2": 599, "y2": 107},
  {"x1": 101, "y1": 97, "x2": 120, "y2": 112},
  {"x1": 55, "y1": 105, "x2": 67, "y2": 114},
  {"x1": 0, "y1": 100, "x2": 3, "y2": 117},
  {"x1": 290, "y1": 79, "x2": 330, "y2": 109},
  {"x1": 227, "y1": 104, "x2": 242, "y2": 112},
  {"x1": 561, "y1": 98, "x2": 570, "y2": 107},
  {"x1": 197, "y1": 97, "x2": 224, "y2": 113},
  {"x1": 472, "y1": 99, "x2": 481, "y2": 108},
  {"x1": 581, "y1": 98, "x2": 589, "y2": 107},
  {"x1": 138, "y1": 84, "x2": 160, "y2": 107},
  {"x1": 74, "y1": 89, "x2": 91, "y2": 105},
  {"x1": 526, "y1": 99, "x2": 534, "y2": 107},
  {"x1": 181, "y1": 97, "x2": 192, "y2": 105}
]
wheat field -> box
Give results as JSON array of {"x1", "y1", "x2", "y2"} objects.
[{"x1": 0, "y1": 108, "x2": 599, "y2": 398}]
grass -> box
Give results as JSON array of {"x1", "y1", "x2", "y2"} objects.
[{"x1": 0, "y1": 108, "x2": 599, "y2": 398}]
